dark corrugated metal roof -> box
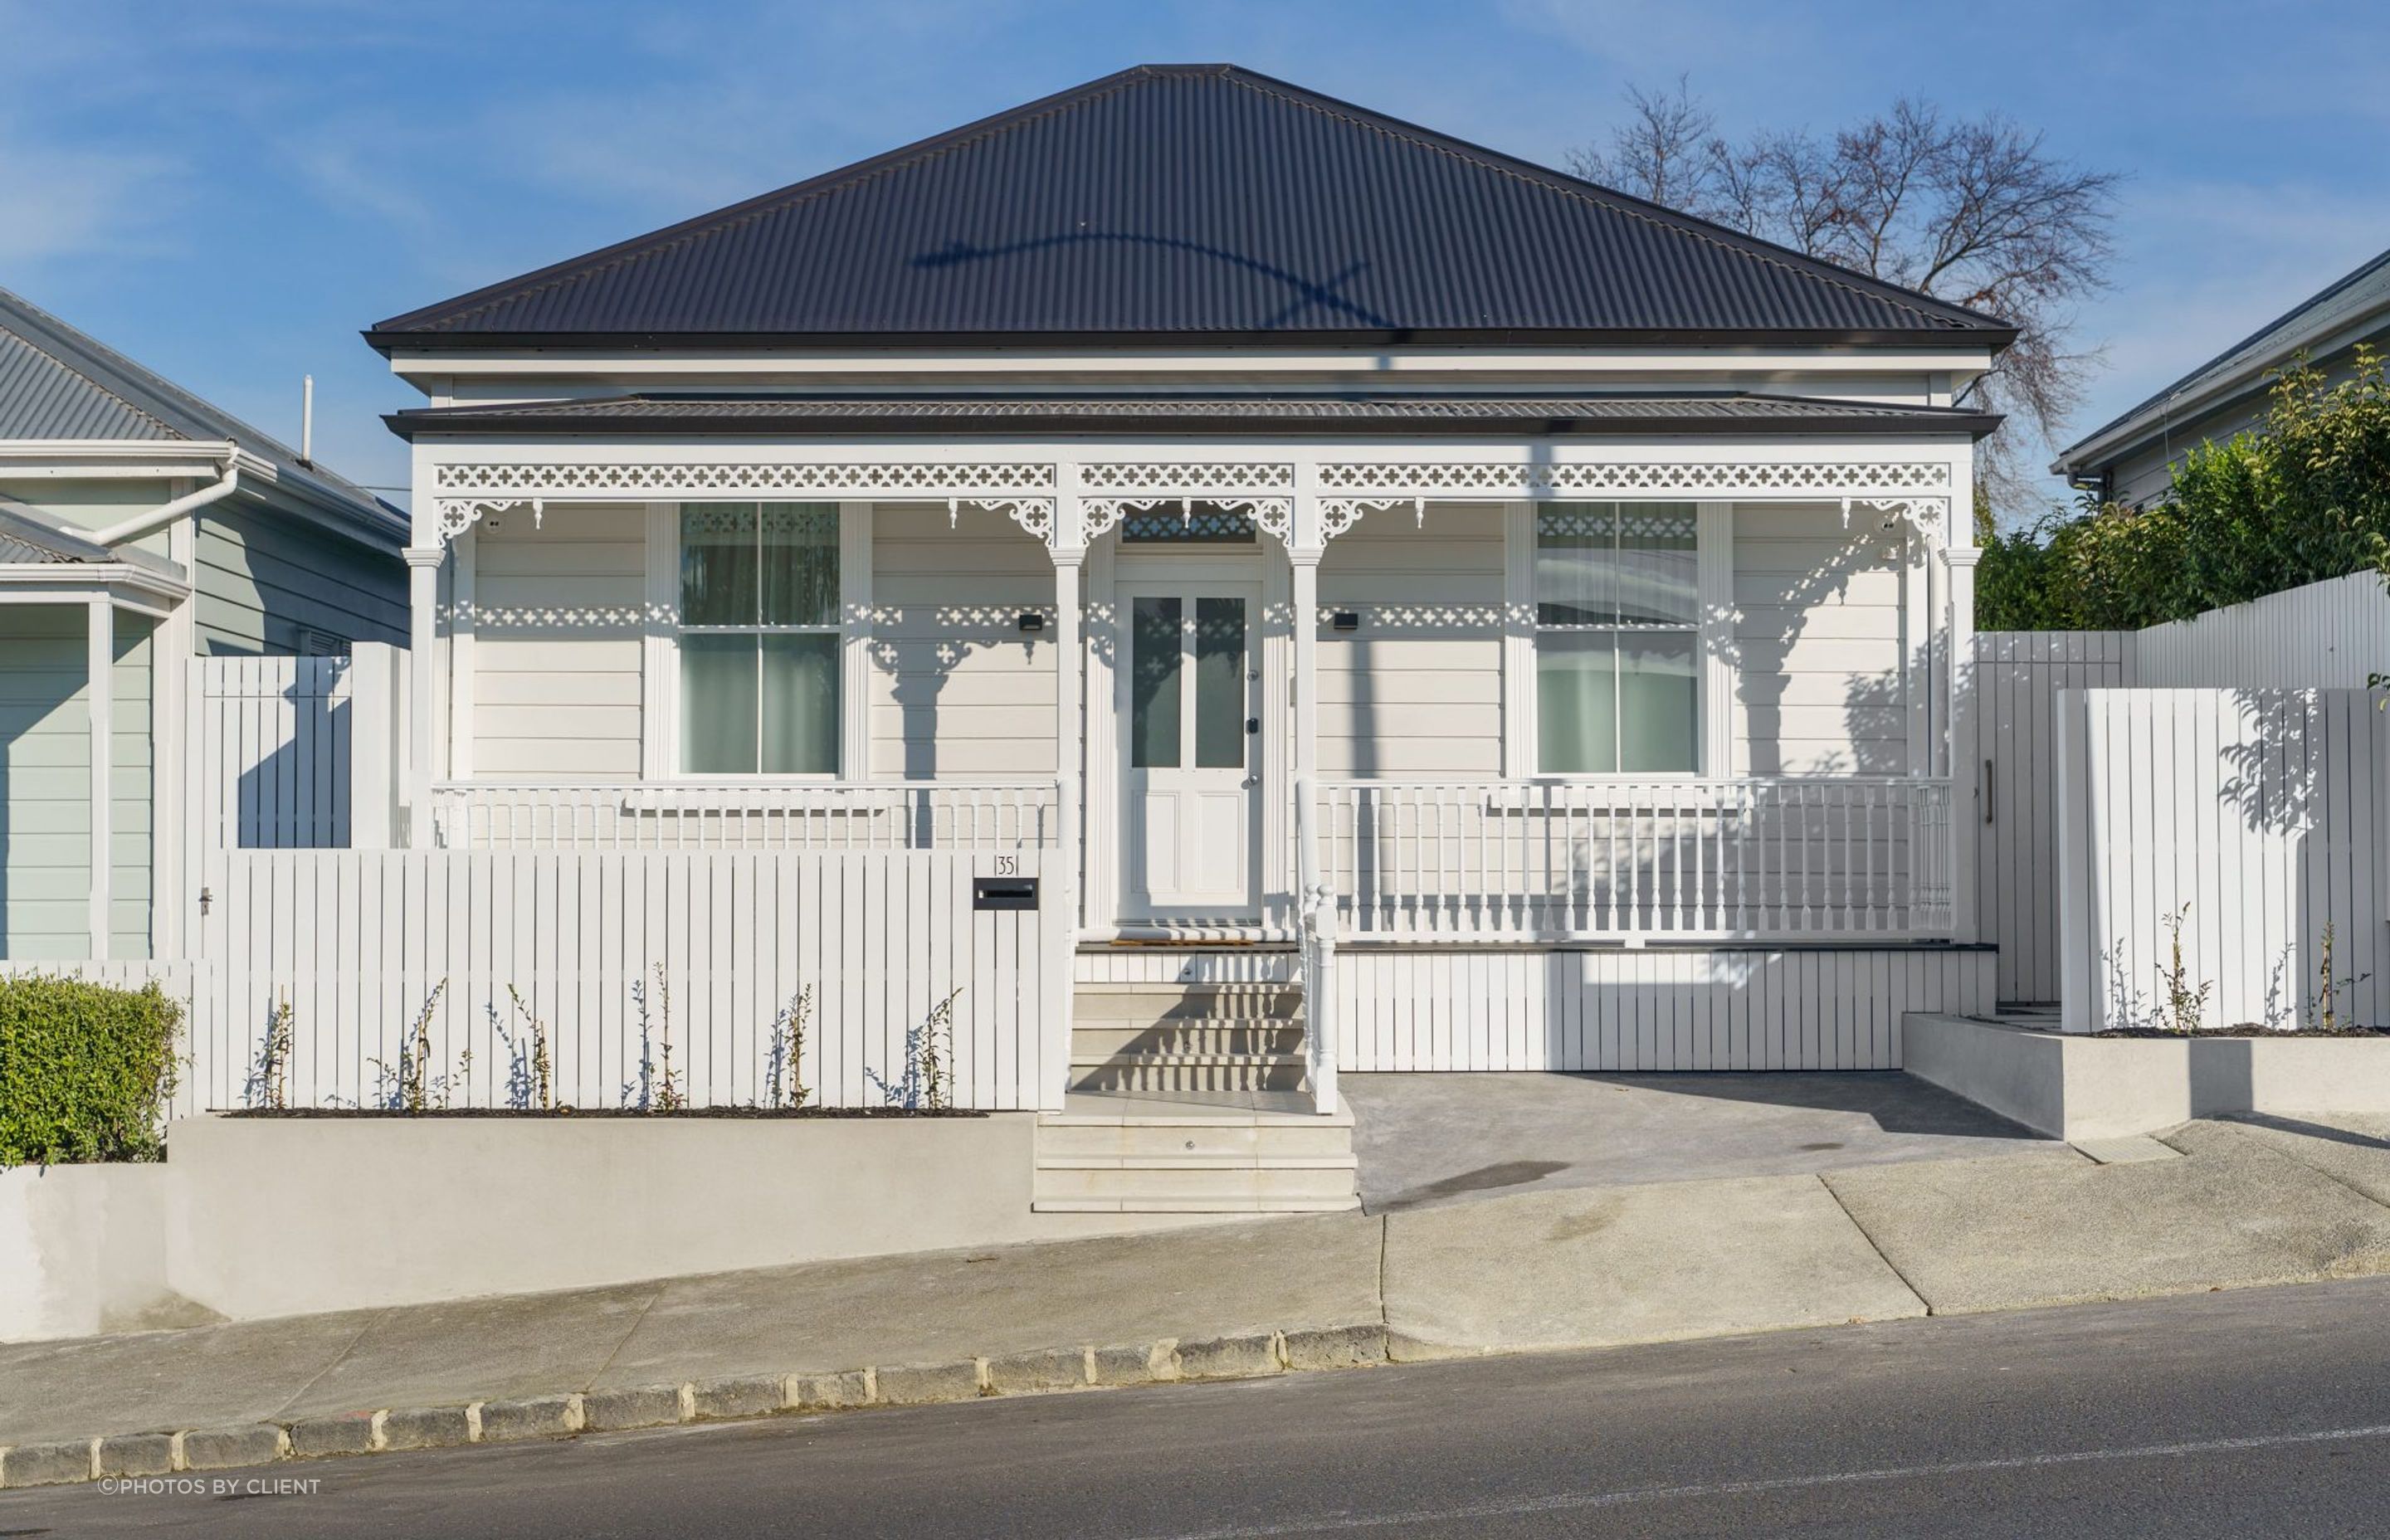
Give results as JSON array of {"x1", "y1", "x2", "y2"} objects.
[
  {"x1": 370, "y1": 65, "x2": 2014, "y2": 350},
  {"x1": 388, "y1": 392, "x2": 2002, "y2": 440}
]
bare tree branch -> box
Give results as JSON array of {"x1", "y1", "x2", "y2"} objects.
[{"x1": 1567, "y1": 81, "x2": 2122, "y2": 524}]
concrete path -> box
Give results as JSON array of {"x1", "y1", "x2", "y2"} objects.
[
  {"x1": 9, "y1": 1114, "x2": 2390, "y2": 1484},
  {"x1": 1343, "y1": 1070, "x2": 2047, "y2": 1211}
]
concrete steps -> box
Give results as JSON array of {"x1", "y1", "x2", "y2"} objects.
[
  {"x1": 1068, "y1": 984, "x2": 1308, "y2": 1095},
  {"x1": 1032, "y1": 1104, "x2": 1361, "y2": 1213},
  {"x1": 1035, "y1": 979, "x2": 1358, "y2": 1214}
]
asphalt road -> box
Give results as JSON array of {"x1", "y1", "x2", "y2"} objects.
[{"x1": 16, "y1": 1277, "x2": 2390, "y2": 1538}]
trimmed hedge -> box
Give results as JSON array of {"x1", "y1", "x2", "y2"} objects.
[{"x1": 0, "y1": 976, "x2": 182, "y2": 1165}]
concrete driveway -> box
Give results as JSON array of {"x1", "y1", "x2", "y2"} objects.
[{"x1": 1342, "y1": 1070, "x2": 2051, "y2": 1212}]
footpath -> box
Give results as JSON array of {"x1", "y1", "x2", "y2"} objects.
[{"x1": 7, "y1": 1114, "x2": 2390, "y2": 1489}]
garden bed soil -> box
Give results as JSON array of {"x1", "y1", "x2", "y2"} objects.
[
  {"x1": 2094, "y1": 1027, "x2": 2390, "y2": 1039},
  {"x1": 221, "y1": 1106, "x2": 988, "y2": 1119}
]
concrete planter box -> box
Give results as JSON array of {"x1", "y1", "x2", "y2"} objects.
[
  {"x1": 0, "y1": 1163, "x2": 176, "y2": 1343},
  {"x1": 162, "y1": 1114, "x2": 1190, "y2": 1322},
  {"x1": 1905, "y1": 1014, "x2": 2390, "y2": 1140}
]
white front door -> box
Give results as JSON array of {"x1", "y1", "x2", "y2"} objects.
[{"x1": 1123, "y1": 584, "x2": 1260, "y2": 918}]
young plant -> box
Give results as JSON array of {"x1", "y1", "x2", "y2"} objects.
[
  {"x1": 629, "y1": 966, "x2": 685, "y2": 1113},
  {"x1": 495, "y1": 985, "x2": 554, "y2": 1110},
  {"x1": 386, "y1": 980, "x2": 449, "y2": 1113},
  {"x1": 866, "y1": 988, "x2": 963, "y2": 1110},
  {"x1": 246, "y1": 995, "x2": 294, "y2": 1111},
  {"x1": 2306, "y1": 923, "x2": 2376, "y2": 1033},
  {"x1": 2155, "y1": 904, "x2": 2213, "y2": 1036},
  {"x1": 765, "y1": 987, "x2": 812, "y2": 1110}
]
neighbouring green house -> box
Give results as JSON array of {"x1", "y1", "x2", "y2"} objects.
[{"x1": 0, "y1": 286, "x2": 406, "y2": 962}]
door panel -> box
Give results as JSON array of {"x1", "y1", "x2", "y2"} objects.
[{"x1": 1123, "y1": 584, "x2": 1258, "y2": 916}]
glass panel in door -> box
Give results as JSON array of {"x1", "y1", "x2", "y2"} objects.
[
  {"x1": 1129, "y1": 597, "x2": 1183, "y2": 769},
  {"x1": 1193, "y1": 596, "x2": 1247, "y2": 770}
]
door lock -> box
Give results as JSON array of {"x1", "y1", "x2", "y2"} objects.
[{"x1": 1246, "y1": 717, "x2": 1260, "y2": 734}]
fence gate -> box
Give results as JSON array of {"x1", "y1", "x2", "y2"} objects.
[{"x1": 1973, "y1": 631, "x2": 2134, "y2": 1003}]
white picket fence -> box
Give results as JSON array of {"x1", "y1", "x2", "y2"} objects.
[
  {"x1": 180, "y1": 848, "x2": 1057, "y2": 1114},
  {"x1": 2056, "y1": 688, "x2": 2390, "y2": 1033},
  {"x1": 1978, "y1": 568, "x2": 2390, "y2": 1005}
]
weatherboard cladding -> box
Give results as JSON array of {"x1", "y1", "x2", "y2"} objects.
[{"x1": 372, "y1": 66, "x2": 2009, "y2": 345}]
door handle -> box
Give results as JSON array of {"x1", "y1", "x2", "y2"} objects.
[{"x1": 1246, "y1": 717, "x2": 1260, "y2": 734}]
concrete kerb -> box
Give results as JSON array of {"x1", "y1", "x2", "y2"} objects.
[{"x1": 0, "y1": 1323, "x2": 1388, "y2": 1490}]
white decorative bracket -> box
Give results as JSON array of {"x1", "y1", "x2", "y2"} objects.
[
  {"x1": 1842, "y1": 495, "x2": 1952, "y2": 547},
  {"x1": 1317, "y1": 497, "x2": 1418, "y2": 540},
  {"x1": 947, "y1": 496, "x2": 1056, "y2": 542},
  {"x1": 436, "y1": 498, "x2": 543, "y2": 541},
  {"x1": 1080, "y1": 495, "x2": 1293, "y2": 545}
]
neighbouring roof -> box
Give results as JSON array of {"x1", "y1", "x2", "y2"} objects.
[
  {"x1": 0, "y1": 498, "x2": 184, "y2": 578},
  {"x1": 0, "y1": 285, "x2": 402, "y2": 543},
  {"x1": 2056, "y1": 245, "x2": 2390, "y2": 476},
  {"x1": 388, "y1": 392, "x2": 2001, "y2": 440},
  {"x1": 368, "y1": 65, "x2": 2016, "y2": 351}
]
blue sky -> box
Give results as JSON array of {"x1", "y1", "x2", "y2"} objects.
[{"x1": 6, "y1": 0, "x2": 2386, "y2": 513}]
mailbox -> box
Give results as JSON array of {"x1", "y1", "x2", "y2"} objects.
[{"x1": 973, "y1": 876, "x2": 1039, "y2": 911}]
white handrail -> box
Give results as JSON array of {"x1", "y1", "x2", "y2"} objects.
[
  {"x1": 1294, "y1": 772, "x2": 1338, "y2": 1117},
  {"x1": 1312, "y1": 777, "x2": 1954, "y2": 941}
]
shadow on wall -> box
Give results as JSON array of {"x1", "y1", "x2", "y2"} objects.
[
  {"x1": 0, "y1": 607, "x2": 95, "y2": 960},
  {"x1": 227, "y1": 666, "x2": 352, "y2": 850}
]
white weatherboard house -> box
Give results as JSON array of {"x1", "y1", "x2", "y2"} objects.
[{"x1": 344, "y1": 64, "x2": 2001, "y2": 1215}]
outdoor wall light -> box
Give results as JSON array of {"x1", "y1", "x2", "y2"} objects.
[
  {"x1": 1017, "y1": 612, "x2": 1046, "y2": 633},
  {"x1": 1331, "y1": 612, "x2": 1360, "y2": 631}
]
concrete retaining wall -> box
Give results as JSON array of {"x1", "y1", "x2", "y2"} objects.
[
  {"x1": 160, "y1": 1115, "x2": 1202, "y2": 1321},
  {"x1": 1905, "y1": 1013, "x2": 2390, "y2": 1139},
  {"x1": 0, "y1": 1164, "x2": 179, "y2": 1342}
]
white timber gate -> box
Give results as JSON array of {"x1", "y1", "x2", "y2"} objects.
[
  {"x1": 1973, "y1": 631, "x2": 2134, "y2": 1003},
  {"x1": 2056, "y1": 688, "x2": 2389, "y2": 1033}
]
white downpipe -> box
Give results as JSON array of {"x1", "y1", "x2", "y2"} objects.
[{"x1": 88, "y1": 453, "x2": 239, "y2": 548}]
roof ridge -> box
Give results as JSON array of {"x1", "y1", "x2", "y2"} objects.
[
  {"x1": 1212, "y1": 69, "x2": 1985, "y2": 333},
  {"x1": 413, "y1": 69, "x2": 1167, "y2": 335}
]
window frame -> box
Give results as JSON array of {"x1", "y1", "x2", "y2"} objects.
[
  {"x1": 1507, "y1": 500, "x2": 1730, "y2": 780},
  {"x1": 643, "y1": 500, "x2": 869, "y2": 782}
]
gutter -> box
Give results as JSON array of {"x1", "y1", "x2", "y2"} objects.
[{"x1": 86, "y1": 449, "x2": 239, "y2": 548}]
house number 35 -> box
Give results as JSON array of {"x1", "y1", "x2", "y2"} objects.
[{"x1": 993, "y1": 855, "x2": 1019, "y2": 875}]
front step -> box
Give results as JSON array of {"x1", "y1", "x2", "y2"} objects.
[
  {"x1": 1070, "y1": 982, "x2": 1308, "y2": 1095},
  {"x1": 1033, "y1": 1104, "x2": 1360, "y2": 1214},
  {"x1": 1038, "y1": 975, "x2": 1356, "y2": 1213}
]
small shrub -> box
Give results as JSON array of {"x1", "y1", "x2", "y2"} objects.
[
  {"x1": 371, "y1": 980, "x2": 449, "y2": 1113},
  {"x1": 2307, "y1": 924, "x2": 2375, "y2": 1033},
  {"x1": 766, "y1": 988, "x2": 812, "y2": 1110},
  {"x1": 245, "y1": 996, "x2": 294, "y2": 1111},
  {"x1": 0, "y1": 975, "x2": 182, "y2": 1165},
  {"x1": 868, "y1": 989, "x2": 963, "y2": 1110},
  {"x1": 2156, "y1": 904, "x2": 2214, "y2": 1036},
  {"x1": 496, "y1": 985, "x2": 554, "y2": 1111}
]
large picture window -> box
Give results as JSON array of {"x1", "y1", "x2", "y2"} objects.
[
  {"x1": 677, "y1": 502, "x2": 841, "y2": 775},
  {"x1": 1535, "y1": 503, "x2": 1699, "y2": 773}
]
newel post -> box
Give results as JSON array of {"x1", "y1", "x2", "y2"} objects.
[
  {"x1": 1944, "y1": 543, "x2": 1982, "y2": 944},
  {"x1": 402, "y1": 543, "x2": 444, "y2": 849},
  {"x1": 1046, "y1": 469, "x2": 1087, "y2": 1111}
]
